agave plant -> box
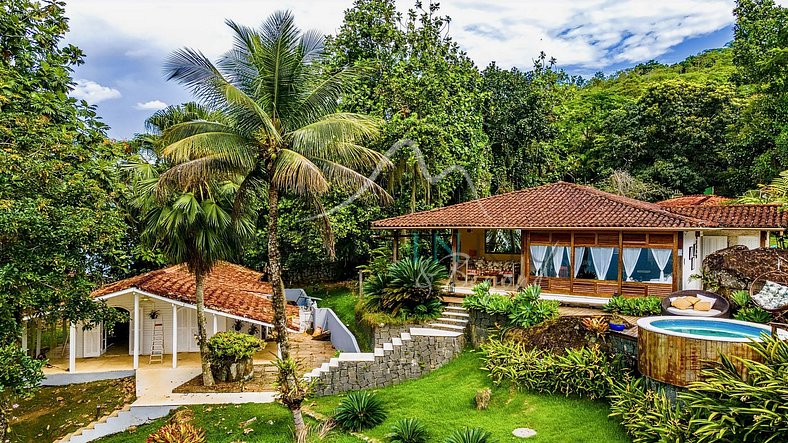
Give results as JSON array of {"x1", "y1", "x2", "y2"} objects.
[
  {"x1": 444, "y1": 427, "x2": 493, "y2": 443},
  {"x1": 333, "y1": 391, "x2": 387, "y2": 431},
  {"x1": 364, "y1": 257, "x2": 448, "y2": 319},
  {"x1": 386, "y1": 418, "x2": 429, "y2": 443}
]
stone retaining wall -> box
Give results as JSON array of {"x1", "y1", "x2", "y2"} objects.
[
  {"x1": 309, "y1": 328, "x2": 464, "y2": 396},
  {"x1": 372, "y1": 324, "x2": 416, "y2": 347},
  {"x1": 467, "y1": 309, "x2": 509, "y2": 347}
]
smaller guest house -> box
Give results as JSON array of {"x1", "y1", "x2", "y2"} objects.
[
  {"x1": 372, "y1": 182, "x2": 787, "y2": 301},
  {"x1": 55, "y1": 262, "x2": 299, "y2": 372}
]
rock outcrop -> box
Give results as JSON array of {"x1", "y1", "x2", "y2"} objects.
[{"x1": 702, "y1": 246, "x2": 788, "y2": 295}]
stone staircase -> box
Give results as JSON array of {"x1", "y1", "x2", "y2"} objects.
[
  {"x1": 304, "y1": 299, "x2": 469, "y2": 396},
  {"x1": 428, "y1": 302, "x2": 469, "y2": 332},
  {"x1": 56, "y1": 404, "x2": 175, "y2": 443}
]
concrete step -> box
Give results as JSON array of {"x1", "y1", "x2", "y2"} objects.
[
  {"x1": 401, "y1": 332, "x2": 412, "y2": 340},
  {"x1": 391, "y1": 337, "x2": 402, "y2": 346},
  {"x1": 383, "y1": 342, "x2": 394, "y2": 351},
  {"x1": 442, "y1": 310, "x2": 469, "y2": 318},
  {"x1": 443, "y1": 305, "x2": 467, "y2": 312},
  {"x1": 436, "y1": 317, "x2": 468, "y2": 324},
  {"x1": 427, "y1": 322, "x2": 466, "y2": 331}
]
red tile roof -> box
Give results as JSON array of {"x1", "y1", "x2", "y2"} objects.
[
  {"x1": 92, "y1": 262, "x2": 299, "y2": 328},
  {"x1": 372, "y1": 182, "x2": 715, "y2": 230},
  {"x1": 664, "y1": 205, "x2": 788, "y2": 229},
  {"x1": 656, "y1": 195, "x2": 732, "y2": 207}
]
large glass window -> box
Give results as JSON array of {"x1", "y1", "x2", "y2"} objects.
[
  {"x1": 484, "y1": 229, "x2": 522, "y2": 254},
  {"x1": 530, "y1": 245, "x2": 570, "y2": 277},
  {"x1": 573, "y1": 247, "x2": 619, "y2": 281},
  {"x1": 623, "y1": 248, "x2": 673, "y2": 283}
]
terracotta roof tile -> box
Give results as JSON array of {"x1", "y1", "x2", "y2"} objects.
[
  {"x1": 665, "y1": 205, "x2": 788, "y2": 229},
  {"x1": 372, "y1": 182, "x2": 714, "y2": 230},
  {"x1": 656, "y1": 195, "x2": 732, "y2": 207},
  {"x1": 92, "y1": 262, "x2": 299, "y2": 328}
]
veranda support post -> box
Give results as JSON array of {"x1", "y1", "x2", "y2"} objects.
[
  {"x1": 133, "y1": 292, "x2": 139, "y2": 369},
  {"x1": 172, "y1": 305, "x2": 178, "y2": 368},
  {"x1": 68, "y1": 323, "x2": 76, "y2": 372}
]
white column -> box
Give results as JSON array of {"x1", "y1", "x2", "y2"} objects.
[
  {"x1": 69, "y1": 323, "x2": 76, "y2": 373},
  {"x1": 172, "y1": 305, "x2": 178, "y2": 368},
  {"x1": 133, "y1": 292, "x2": 140, "y2": 369},
  {"x1": 21, "y1": 321, "x2": 28, "y2": 354},
  {"x1": 212, "y1": 314, "x2": 218, "y2": 336},
  {"x1": 35, "y1": 322, "x2": 42, "y2": 357}
]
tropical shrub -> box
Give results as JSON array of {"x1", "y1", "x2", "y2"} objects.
[
  {"x1": 507, "y1": 285, "x2": 559, "y2": 327},
  {"x1": 386, "y1": 418, "x2": 429, "y2": 443},
  {"x1": 602, "y1": 295, "x2": 661, "y2": 316},
  {"x1": 146, "y1": 423, "x2": 206, "y2": 443},
  {"x1": 206, "y1": 331, "x2": 264, "y2": 366},
  {"x1": 444, "y1": 427, "x2": 493, "y2": 443},
  {"x1": 730, "y1": 290, "x2": 772, "y2": 323},
  {"x1": 333, "y1": 391, "x2": 387, "y2": 431},
  {"x1": 463, "y1": 283, "x2": 558, "y2": 327},
  {"x1": 363, "y1": 257, "x2": 447, "y2": 321},
  {"x1": 608, "y1": 378, "x2": 693, "y2": 443},
  {"x1": 481, "y1": 339, "x2": 626, "y2": 399},
  {"x1": 609, "y1": 336, "x2": 788, "y2": 442},
  {"x1": 679, "y1": 335, "x2": 788, "y2": 442}
]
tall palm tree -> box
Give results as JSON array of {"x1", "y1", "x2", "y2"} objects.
[
  {"x1": 158, "y1": 10, "x2": 392, "y2": 432},
  {"x1": 129, "y1": 162, "x2": 254, "y2": 386}
]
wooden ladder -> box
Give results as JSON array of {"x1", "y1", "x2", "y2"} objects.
[{"x1": 149, "y1": 323, "x2": 164, "y2": 364}]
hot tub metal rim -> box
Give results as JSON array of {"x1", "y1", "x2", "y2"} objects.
[{"x1": 636, "y1": 316, "x2": 786, "y2": 343}]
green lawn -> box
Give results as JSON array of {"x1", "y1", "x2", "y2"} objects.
[
  {"x1": 97, "y1": 352, "x2": 628, "y2": 442},
  {"x1": 312, "y1": 352, "x2": 630, "y2": 443},
  {"x1": 307, "y1": 284, "x2": 371, "y2": 351},
  {"x1": 96, "y1": 403, "x2": 360, "y2": 443}
]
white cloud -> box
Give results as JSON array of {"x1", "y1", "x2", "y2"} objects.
[
  {"x1": 64, "y1": 0, "x2": 788, "y2": 72},
  {"x1": 134, "y1": 100, "x2": 168, "y2": 111},
  {"x1": 70, "y1": 79, "x2": 122, "y2": 103}
]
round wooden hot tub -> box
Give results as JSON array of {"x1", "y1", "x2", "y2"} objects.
[{"x1": 637, "y1": 317, "x2": 785, "y2": 387}]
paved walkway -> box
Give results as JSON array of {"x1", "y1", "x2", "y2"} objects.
[{"x1": 133, "y1": 364, "x2": 277, "y2": 406}]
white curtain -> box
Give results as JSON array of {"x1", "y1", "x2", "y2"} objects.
[
  {"x1": 590, "y1": 247, "x2": 615, "y2": 281},
  {"x1": 551, "y1": 246, "x2": 566, "y2": 278},
  {"x1": 651, "y1": 249, "x2": 672, "y2": 281},
  {"x1": 573, "y1": 247, "x2": 586, "y2": 277},
  {"x1": 530, "y1": 246, "x2": 549, "y2": 276},
  {"x1": 622, "y1": 248, "x2": 642, "y2": 281}
]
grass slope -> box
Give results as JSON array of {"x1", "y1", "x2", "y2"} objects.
[
  {"x1": 307, "y1": 284, "x2": 371, "y2": 351},
  {"x1": 96, "y1": 403, "x2": 360, "y2": 443},
  {"x1": 9, "y1": 377, "x2": 135, "y2": 443},
  {"x1": 312, "y1": 352, "x2": 630, "y2": 443}
]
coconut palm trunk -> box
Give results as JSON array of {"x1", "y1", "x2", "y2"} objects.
[
  {"x1": 266, "y1": 188, "x2": 291, "y2": 359},
  {"x1": 194, "y1": 272, "x2": 214, "y2": 386}
]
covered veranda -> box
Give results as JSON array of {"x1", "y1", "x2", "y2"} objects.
[{"x1": 371, "y1": 182, "x2": 751, "y2": 300}]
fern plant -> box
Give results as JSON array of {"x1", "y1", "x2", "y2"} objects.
[
  {"x1": 444, "y1": 427, "x2": 493, "y2": 443},
  {"x1": 333, "y1": 391, "x2": 387, "y2": 431},
  {"x1": 386, "y1": 418, "x2": 429, "y2": 443}
]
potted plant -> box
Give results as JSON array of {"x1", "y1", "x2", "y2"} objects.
[{"x1": 609, "y1": 314, "x2": 627, "y2": 331}]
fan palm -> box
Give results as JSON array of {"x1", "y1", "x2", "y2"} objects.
[
  {"x1": 129, "y1": 162, "x2": 254, "y2": 386},
  {"x1": 158, "y1": 10, "x2": 392, "y2": 432}
]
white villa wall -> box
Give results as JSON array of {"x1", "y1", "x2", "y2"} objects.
[
  {"x1": 75, "y1": 291, "x2": 231, "y2": 358},
  {"x1": 682, "y1": 229, "x2": 768, "y2": 292}
]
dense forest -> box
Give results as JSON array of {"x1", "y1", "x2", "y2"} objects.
[{"x1": 0, "y1": 0, "x2": 786, "y2": 391}]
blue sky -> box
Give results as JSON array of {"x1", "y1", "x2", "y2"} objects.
[{"x1": 63, "y1": 0, "x2": 782, "y2": 139}]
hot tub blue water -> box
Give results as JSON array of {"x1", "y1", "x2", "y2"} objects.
[{"x1": 650, "y1": 318, "x2": 769, "y2": 340}]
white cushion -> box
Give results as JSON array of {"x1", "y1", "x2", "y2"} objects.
[{"x1": 666, "y1": 306, "x2": 722, "y2": 317}]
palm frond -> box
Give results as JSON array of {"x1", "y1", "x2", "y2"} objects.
[
  {"x1": 287, "y1": 112, "x2": 381, "y2": 149},
  {"x1": 160, "y1": 130, "x2": 256, "y2": 171},
  {"x1": 157, "y1": 156, "x2": 249, "y2": 195},
  {"x1": 311, "y1": 158, "x2": 393, "y2": 204},
  {"x1": 291, "y1": 141, "x2": 391, "y2": 173},
  {"x1": 305, "y1": 194, "x2": 336, "y2": 259},
  {"x1": 271, "y1": 148, "x2": 329, "y2": 195},
  {"x1": 286, "y1": 66, "x2": 366, "y2": 129},
  {"x1": 164, "y1": 47, "x2": 280, "y2": 140}
]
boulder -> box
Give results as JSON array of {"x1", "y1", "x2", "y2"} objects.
[
  {"x1": 702, "y1": 246, "x2": 788, "y2": 296},
  {"x1": 211, "y1": 356, "x2": 254, "y2": 382}
]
